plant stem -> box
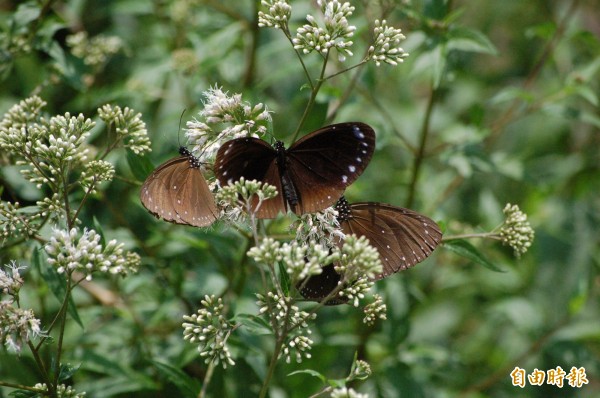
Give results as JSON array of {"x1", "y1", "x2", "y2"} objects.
[
  {"x1": 52, "y1": 276, "x2": 73, "y2": 389},
  {"x1": 198, "y1": 361, "x2": 216, "y2": 398},
  {"x1": 406, "y1": 86, "x2": 438, "y2": 208},
  {"x1": 291, "y1": 53, "x2": 330, "y2": 142}
]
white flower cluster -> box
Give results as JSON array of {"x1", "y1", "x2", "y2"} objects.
[
  {"x1": 500, "y1": 203, "x2": 535, "y2": 257},
  {"x1": 258, "y1": 0, "x2": 292, "y2": 29},
  {"x1": 0, "y1": 302, "x2": 43, "y2": 353},
  {"x1": 257, "y1": 292, "x2": 316, "y2": 363},
  {"x1": 0, "y1": 201, "x2": 39, "y2": 240},
  {"x1": 292, "y1": 206, "x2": 345, "y2": 249},
  {"x1": 45, "y1": 227, "x2": 140, "y2": 280},
  {"x1": 215, "y1": 177, "x2": 278, "y2": 221},
  {"x1": 0, "y1": 95, "x2": 45, "y2": 135},
  {"x1": 0, "y1": 261, "x2": 24, "y2": 296},
  {"x1": 185, "y1": 87, "x2": 271, "y2": 162},
  {"x1": 67, "y1": 31, "x2": 123, "y2": 68},
  {"x1": 33, "y1": 383, "x2": 86, "y2": 398},
  {"x1": 336, "y1": 235, "x2": 381, "y2": 307},
  {"x1": 363, "y1": 294, "x2": 387, "y2": 325},
  {"x1": 248, "y1": 238, "x2": 337, "y2": 282},
  {"x1": 330, "y1": 387, "x2": 369, "y2": 398},
  {"x1": 36, "y1": 193, "x2": 64, "y2": 220},
  {"x1": 348, "y1": 359, "x2": 372, "y2": 381},
  {"x1": 80, "y1": 160, "x2": 115, "y2": 194},
  {"x1": 292, "y1": 0, "x2": 356, "y2": 61},
  {"x1": 98, "y1": 104, "x2": 151, "y2": 154},
  {"x1": 182, "y1": 295, "x2": 236, "y2": 368},
  {"x1": 367, "y1": 19, "x2": 409, "y2": 66}
]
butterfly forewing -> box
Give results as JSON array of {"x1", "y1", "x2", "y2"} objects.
[
  {"x1": 214, "y1": 137, "x2": 286, "y2": 217},
  {"x1": 343, "y1": 202, "x2": 442, "y2": 280},
  {"x1": 140, "y1": 148, "x2": 218, "y2": 227},
  {"x1": 286, "y1": 123, "x2": 375, "y2": 212}
]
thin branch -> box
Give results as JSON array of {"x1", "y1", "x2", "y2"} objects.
[{"x1": 406, "y1": 87, "x2": 438, "y2": 208}]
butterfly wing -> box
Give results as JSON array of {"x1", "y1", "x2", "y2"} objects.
[
  {"x1": 140, "y1": 156, "x2": 217, "y2": 227},
  {"x1": 297, "y1": 264, "x2": 348, "y2": 305},
  {"x1": 172, "y1": 165, "x2": 219, "y2": 227},
  {"x1": 214, "y1": 137, "x2": 286, "y2": 218},
  {"x1": 286, "y1": 122, "x2": 375, "y2": 214},
  {"x1": 343, "y1": 202, "x2": 442, "y2": 280}
]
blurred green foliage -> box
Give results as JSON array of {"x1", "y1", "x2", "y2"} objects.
[{"x1": 1, "y1": 0, "x2": 599, "y2": 397}]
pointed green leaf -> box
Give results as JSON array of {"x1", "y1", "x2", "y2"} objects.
[
  {"x1": 127, "y1": 148, "x2": 155, "y2": 182},
  {"x1": 151, "y1": 361, "x2": 201, "y2": 398},
  {"x1": 443, "y1": 239, "x2": 504, "y2": 272}
]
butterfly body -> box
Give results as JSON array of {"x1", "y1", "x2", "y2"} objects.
[
  {"x1": 140, "y1": 147, "x2": 218, "y2": 227},
  {"x1": 214, "y1": 122, "x2": 376, "y2": 218},
  {"x1": 273, "y1": 140, "x2": 300, "y2": 206}
]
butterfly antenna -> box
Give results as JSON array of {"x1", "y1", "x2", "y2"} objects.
[{"x1": 177, "y1": 109, "x2": 187, "y2": 149}]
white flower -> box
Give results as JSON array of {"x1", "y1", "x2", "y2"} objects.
[
  {"x1": 499, "y1": 203, "x2": 534, "y2": 257},
  {"x1": 45, "y1": 227, "x2": 140, "y2": 279},
  {"x1": 330, "y1": 387, "x2": 369, "y2": 398},
  {"x1": 258, "y1": 0, "x2": 292, "y2": 29},
  {"x1": 98, "y1": 105, "x2": 151, "y2": 154},
  {"x1": 182, "y1": 295, "x2": 236, "y2": 368},
  {"x1": 367, "y1": 19, "x2": 409, "y2": 66},
  {"x1": 0, "y1": 261, "x2": 25, "y2": 296},
  {"x1": 292, "y1": 0, "x2": 356, "y2": 61},
  {"x1": 0, "y1": 301, "x2": 44, "y2": 353},
  {"x1": 292, "y1": 206, "x2": 345, "y2": 249},
  {"x1": 185, "y1": 87, "x2": 271, "y2": 162}
]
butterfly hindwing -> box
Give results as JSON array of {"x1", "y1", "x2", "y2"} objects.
[
  {"x1": 297, "y1": 264, "x2": 348, "y2": 305},
  {"x1": 140, "y1": 148, "x2": 217, "y2": 227},
  {"x1": 341, "y1": 201, "x2": 442, "y2": 279}
]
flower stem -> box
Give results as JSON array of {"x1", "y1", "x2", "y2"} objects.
[{"x1": 406, "y1": 86, "x2": 438, "y2": 208}]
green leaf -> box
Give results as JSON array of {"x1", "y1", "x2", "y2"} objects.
[
  {"x1": 447, "y1": 27, "x2": 498, "y2": 55},
  {"x1": 327, "y1": 378, "x2": 347, "y2": 388},
  {"x1": 490, "y1": 87, "x2": 535, "y2": 105},
  {"x1": 127, "y1": 148, "x2": 155, "y2": 182},
  {"x1": 234, "y1": 313, "x2": 272, "y2": 335},
  {"x1": 288, "y1": 369, "x2": 326, "y2": 383},
  {"x1": 8, "y1": 390, "x2": 38, "y2": 398},
  {"x1": 58, "y1": 362, "x2": 81, "y2": 382},
  {"x1": 32, "y1": 247, "x2": 84, "y2": 328},
  {"x1": 13, "y1": 2, "x2": 41, "y2": 28},
  {"x1": 45, "y1": 41, "x2": 86, "y2": 91},
  {"x1": 442, "y1": 239, "x2": 505, "y2": 272},
  {"x1": 151, "y1": 361, "x2": 201, "y2": 398},
  {"x1": 278, "y1": 262, "x2": 291, "y2": 296},
  {"x1": 93, "y1": 216, "x2": 106, "y2": 247}
]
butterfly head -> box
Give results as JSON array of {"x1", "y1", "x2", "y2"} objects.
[
  {"x1": 334, "y1": 196, "x2": 352, "y2": 222},
  {"x1": 179, "y1": 147, "x2": 201, "y2": 169},
  {"x1": 273, "y1": 141, "x2": 286, "y2": 152}
]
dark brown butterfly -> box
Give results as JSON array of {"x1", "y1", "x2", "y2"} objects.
[
  {"x1": 214, "y1": 122, "x2": 375, "y2": 218},
  {"x1": 335, "y1": 196, "x2": 442, "y2": 280},
  {"x1": 298, "y1": 196, "x2": 442, "y2": 304},
  {"x1": 140, "y1": 147, "x2": 218, "y2": 227}
]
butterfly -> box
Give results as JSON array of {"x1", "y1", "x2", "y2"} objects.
[
  {"x1": 298, "y1": 196, "x2": 442, "y2": 303},
  {"x1": 140, "y1": 147, "x2": 218, "y2": 227},
  {"x1": 214, "y1": 122, "x2": 376, "y2": 218}
]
